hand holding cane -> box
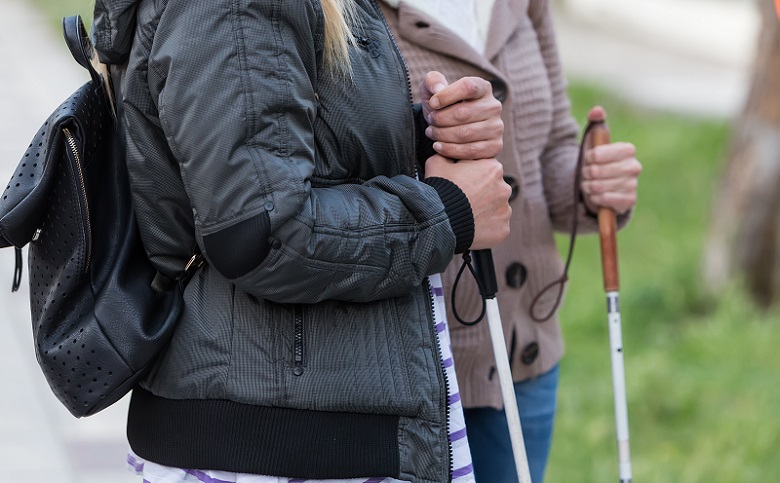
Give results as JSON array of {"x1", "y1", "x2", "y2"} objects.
[
  {"x1": 422, "y1": 72, "x2": 530, "y2": 481},
  {"x1": 589, "y1": 122, "x2": 633, "y2": 483}
]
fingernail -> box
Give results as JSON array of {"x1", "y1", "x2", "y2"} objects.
[
  {"x1": 425, "y1": 127, "x2": 433, "y2": 138},
  {"x1": 427, "y1": 113, "x2": 434, "y2": 124},
  {"x1": 433, "y1": 142, "x2": 442, "y2": 151},
  {"x1": 433, "y1": 83, "x2": 446, "y2": 94},
  {"x1": 429, "y1": 97, "x2": 440, "y2": 109}
]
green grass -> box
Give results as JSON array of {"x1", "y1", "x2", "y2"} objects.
[
  {"x1": 547, "y1": 84, "x2": 780, "y2": 482},
  {"x1": 30, "y1": 0, "x2": 93, "y2": 30},
  {"x1": 28, "y1": 2, "x2": 780, "y2": 480}
]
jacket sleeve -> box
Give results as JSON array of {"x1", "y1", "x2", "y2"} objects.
[
  {"x1": 531, "y1": 0, "x2": 632, "y2": 233},
  {"x1": 147, "y1": 0, "x2": 466, "y2": 303}
]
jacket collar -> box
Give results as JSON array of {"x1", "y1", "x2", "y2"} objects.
[
  {"x1": 393, "y1": 0, "x2": 527, "y2": 65},
  {"x1": 484, "y1": 0, "x2": 528, "y2": 60}
]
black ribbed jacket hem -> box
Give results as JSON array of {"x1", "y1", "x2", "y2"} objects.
[
  {"x1": 127, "y1": 387, "x2": 401, "y2": 479},
  {"x1": 424, "y1": 177, "x2": 474, "y2": 254}
]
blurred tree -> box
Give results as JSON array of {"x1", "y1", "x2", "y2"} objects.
[{"x1": 704, "y1": 0, "x2": 780, "y2": 307}]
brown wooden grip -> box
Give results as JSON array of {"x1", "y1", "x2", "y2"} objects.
[{"x1": 590, "y1": 123, "x2": 620, "y2": 292}]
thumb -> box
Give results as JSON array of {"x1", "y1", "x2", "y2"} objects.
[
  {"x1": 587, "y1": 105, "x2": 607, "y2": 123},
  {"x1": 421, "y1": 71, "x2": 448, "y2": 100}
]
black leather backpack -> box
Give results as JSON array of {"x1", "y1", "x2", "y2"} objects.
[{"x1": 0, "y1": 16, "x2": 191, "y2": 417}]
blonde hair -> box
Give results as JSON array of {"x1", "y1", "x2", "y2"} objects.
[{"x1": 321, "y1": 0, "x2": 358, "y2": 76}]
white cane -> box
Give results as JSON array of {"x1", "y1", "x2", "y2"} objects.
[
  {"x1": 590, "y1": 123, "x2": 633, "y2": 482},
  {"x1": 472, "y1": 249, "x2": 533, "y2": 483}
]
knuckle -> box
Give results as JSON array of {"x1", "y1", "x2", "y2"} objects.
[
  {"x1": 461, "y1": 144, "x2": 477, "y2": 160},
  {"x1": 464, "y1": 78, "x2": 479, "y2": 95},
  {"x1": 583, "y1": 150, "x2": 594, "y2": 166},
  {"x1": 503, "y1": 183, "x2": 512, "y2": 198},
  {"x1": 587, "y1": 165, "x2": 600, "y2": 179},
  {"x1": 490, "y1": 159, "x2": 505, "y2": 177},
  {"x1": 589, "y1": 146, "x2": 604, "y2": 164},
  {"x1": 487, "y1": 120, "x2": 504, "y2": 139},
  {"x1": 456, "y1": 124, "x2": 473, "y2": 141},
  {"x1": 454, "y1": 105, "x2": 471, "y2": 123},
  {"x1": 492, "y1": 139, "x2": 503, "y2": 156},
  {"x1": 501, "y1": 183, "x2": 512, "y2": 201}
]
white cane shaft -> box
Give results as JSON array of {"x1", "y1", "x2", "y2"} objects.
[
  {"x1": 607, "y1": 292, "x2": 632, "y2": 482},
  {"x1": 485, "y1": 298, "x2": 533, "y2": 483}
]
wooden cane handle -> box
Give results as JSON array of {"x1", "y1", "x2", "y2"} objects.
[{"x1": 590, "y1": 123, "x2": 620, "y2": 292}]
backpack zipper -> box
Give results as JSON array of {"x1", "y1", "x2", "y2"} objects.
[{"x1": 62, "y1": 128, "x2": 92, "y2": 271}]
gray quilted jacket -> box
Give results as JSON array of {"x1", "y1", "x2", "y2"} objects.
[{"x1": 93, "y1": 0, "x2": 475, "y2": 481}]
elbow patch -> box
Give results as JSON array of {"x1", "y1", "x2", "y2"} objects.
[{"x1": 202, "y1": 213, "x2": 272, "y2": 279}]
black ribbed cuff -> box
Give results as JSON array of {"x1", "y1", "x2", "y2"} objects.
[{"x1": 424, "y1": 177, "x2": 474, "y2": 254}]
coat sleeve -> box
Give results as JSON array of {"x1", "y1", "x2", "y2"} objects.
[
  {"x1": 147, "y1": 0, "x2": 464, "y2": 303},
  {"x1": 531, "y1": 0, "x2": 632, "y2": 233}
]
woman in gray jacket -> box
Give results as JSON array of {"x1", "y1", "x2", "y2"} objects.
[{"x1": 92, "y1": 0, "x2": 512, "y2": 481}]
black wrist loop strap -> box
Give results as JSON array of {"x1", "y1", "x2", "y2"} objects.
[
  {"x1": 451, "y1": 250, "x2": 487, "y2": 326},
  {"x1": 529, "y1": 119, "x2": 602, "y2": 322},
  {"x1": 12, "y1": 247, "x2": 22, "y2": 292}
]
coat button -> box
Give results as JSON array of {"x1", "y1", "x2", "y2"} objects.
[
  {"x1": 503, "y1": 175, "x2": 519, "y2": 202},
  {"x1": 293, "y1": 367, "x2": 304, "y2": 376},
  {"x1": 520, "y1": 342, "x2": 539, "y2": 365},
  {"x1": 506, "y1": 262, "x2": 527, "y2": 288},
  {"x1": 489, "y1": 79, "x2": 507, "y2": 103}
]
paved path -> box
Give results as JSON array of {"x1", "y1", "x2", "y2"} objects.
[
  {"x1": 0, "y1": 2, "x2": 135, "y2": 482},
  {"x1": 0, "y1": 0, "x2": 754, "y2": 482}
]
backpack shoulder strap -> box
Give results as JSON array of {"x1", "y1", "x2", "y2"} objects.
[
  {"x1": 62, "y1": 15, "x2": 116, "y2": 118},
  {"x1": 63, "y1": 16, "x2": 98, "y2": 82}
]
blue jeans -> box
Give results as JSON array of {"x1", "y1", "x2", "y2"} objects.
[{"x1": 463, "y1": 364, "x2": 559, "y2": 483}]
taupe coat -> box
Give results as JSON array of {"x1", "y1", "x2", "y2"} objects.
[{"x1": 381, "y1": 0, "x2": 631, "y2": 409}]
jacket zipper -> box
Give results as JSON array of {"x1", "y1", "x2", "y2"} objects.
[
  {"x1": 424, "y1": 278, "x2": 453, "y2": 481},
  {"x1": 372, "y1": 0, "x2": 417, "y2": 177},
  {"x1": 374, "y1": 3, "x2": 452, "y2": 476},
  {"x1": 293, "y1": 305, "x2": 305, "y2": 376},
  {"x1": 62, "y1": 128, "x2": 92, "y2": 271}
]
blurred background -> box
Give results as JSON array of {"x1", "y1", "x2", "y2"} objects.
[{"x1": 1, "y1": 0, "x2": 778, "y2": 481}]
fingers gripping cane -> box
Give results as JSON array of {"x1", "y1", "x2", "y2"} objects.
[
  {"x1": 590, "y1": 123, "x2": 633, "y2": 483},
  {"x1": 471, "y1": 250, "x2": 533, "y2": 483}
]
